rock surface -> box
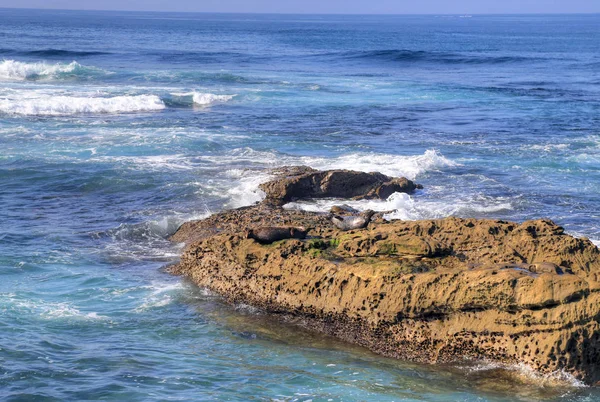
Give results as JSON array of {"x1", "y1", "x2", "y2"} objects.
[
  {"x1": 170, "y1": 203, "x2": 600, "y2": 385},
  {"x1": 258, "y1": 166, "x2": 422, "y2": 206}
]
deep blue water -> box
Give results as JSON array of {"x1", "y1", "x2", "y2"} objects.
[{"x1": 1, "y1": 8, "x2": 600, "y2": 401}]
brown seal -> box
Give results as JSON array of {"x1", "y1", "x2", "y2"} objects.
[{"x1": 246, "y1": 226, "x2": 307, "y2": 244}]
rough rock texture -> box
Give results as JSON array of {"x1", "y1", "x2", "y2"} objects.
[
  {"x1": 259, "y1": 166, "x2": 422, "y2": 206},
  {"x1": 170, "y1": 204, "x2": 600, "y2": 385}
]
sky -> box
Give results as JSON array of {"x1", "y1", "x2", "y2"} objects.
[{"x1": 0, "y1": 0, "x2": 598, "y2": 14}]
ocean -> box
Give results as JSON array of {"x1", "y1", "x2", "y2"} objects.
[{"x1": 0, "y1": 8, "x2": 599, "y2": 401}]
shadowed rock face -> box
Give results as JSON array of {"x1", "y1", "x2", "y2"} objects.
[
  {"x1": 170, "y1": 204, "x2": 600, "y2": 385},
  {"x1": 258, "y1": 166, "x2": 422, "y2": 206}
]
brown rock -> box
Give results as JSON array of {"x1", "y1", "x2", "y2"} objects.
[
  {"x1": 258, "y1": 166, "x2": 422, "y2": 206},
  {"x1": 169, "y1": 205, "x2": 600, "y2": 385}
]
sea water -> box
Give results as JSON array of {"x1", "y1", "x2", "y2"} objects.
[{"x1": 0, "y1": 9, "x2": 599, "y2": 401}]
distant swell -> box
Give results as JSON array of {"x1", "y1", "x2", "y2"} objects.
[
  {"x1": 0, "y1": 94, "x2": 166, "y2": 116},
  {"x1": 0, "y1": 48, "x2": 111, "y2": 57},
  {"x1": 336, "y1": 49, "x2": 542, "y2": 65}
]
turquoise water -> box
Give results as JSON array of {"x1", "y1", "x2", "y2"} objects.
[{"x1": 1, "y1": 9, "x2": 600, "y2": 400}]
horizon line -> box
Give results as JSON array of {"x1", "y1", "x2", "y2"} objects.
[{"x1": 1, "y1": 7, "x2": 599, "y2": 16}]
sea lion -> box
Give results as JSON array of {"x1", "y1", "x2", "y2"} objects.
[
  {"x1": 331, "y1": 210, "x2": 375, "y2": 231},
  {"x1": 246, "y1": 226, "x2": 307, "y2": 244}
]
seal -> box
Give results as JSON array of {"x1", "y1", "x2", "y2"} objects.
[
  {"x1": 329, "y1": 204, "x2": 360, "y2": 215},
  {"x1": 246, "y1": 226, "x2": 307, "y2": 244},
  {"x1": 331, "y1": 210, "x2": 375, "y2": 231}
]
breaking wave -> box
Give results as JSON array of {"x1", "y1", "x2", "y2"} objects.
[
  {"x1": 171, "y1": 91, "x2": 236, "y2": 106},
  {"x1": 0, "y1": 60, "x2": 105, "y2": 81},
  {"x1": 0, "y1": 94, "x2": 165, "y2": 116}
]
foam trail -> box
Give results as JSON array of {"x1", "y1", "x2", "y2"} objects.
[
  {"x1": 0, "y1": 60, "x2": 94, "y2": 81},
  {"x1": 0, "y1": 94, "x2": 165, "y2": 116}
]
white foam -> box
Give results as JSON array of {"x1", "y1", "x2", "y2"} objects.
[
  {"x1": 134, "y1": 281, "x2": 184, "y2": 312},
  {"x1": 1, "y1": 293, "x2": 107, "y2": 320},
  {"x1": 91, "y1": 154, "x2": 193, "y2": 171},
  {"x1": 0, "y1": 60, "x2": 84, "y2": 81},
  {"x1": 591, "y1": 239, "x2": 600, "y2": 247},
  {"x1": 0, "y1": 94, "x2": 165, "y2": 116}
]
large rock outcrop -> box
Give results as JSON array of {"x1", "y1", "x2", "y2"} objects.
[
  {"x1": 170, "y1": 203, "x2": 600, "y2": 385},
  {"x1": 258, "y1": 166, "x2": 422, "y2": 206}
]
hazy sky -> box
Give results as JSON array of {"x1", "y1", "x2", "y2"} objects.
[{"x1": 0, "y1": 0, "x2": 598, "y2": 14}]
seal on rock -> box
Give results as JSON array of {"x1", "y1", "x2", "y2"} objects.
[
  {"x1": 246, "y1": 226, "x2": 307, "y2": 244},
  {"x1": 331, "y1": 210, "x2": 375, "y2": 231}
]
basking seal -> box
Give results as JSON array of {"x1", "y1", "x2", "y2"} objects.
[
  {"x1": 331, "y1": 210, "x2": 375, "y2": 231},
  {"x1": 246, "y1": 226, "x2": 307, "y2": 244}
]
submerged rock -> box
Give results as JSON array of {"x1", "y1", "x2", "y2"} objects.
[{"x1": 258, "y1": 166, "x2": 422, "y2": 206}]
